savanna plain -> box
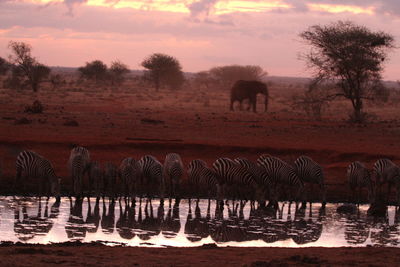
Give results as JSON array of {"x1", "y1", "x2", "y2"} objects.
[{"x1": 1, "y1": 76, "x2": 400, "y2": 266}]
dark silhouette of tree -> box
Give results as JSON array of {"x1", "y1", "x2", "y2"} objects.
[
  {"x1": 209, "y1": 65, "x2": 267, "y2": 90},
  {"x1": 141, "y1": 53, "x2": 184, "y2": 91},
  {"x1": 109, "y1": 60, "x2": 130, "y2": 85},
  {"x1": 300, "y1": 21, "x2": 395, "y2": 122},
  {"x1": 6, "y1": 41, "x2": 51, "y2": 92},
  {"x1": 0, "y1": 56, "x2": 10, "y2": 76},
  {"x1": 78, "y1": 60, "x2": 108, "y2": 83}
]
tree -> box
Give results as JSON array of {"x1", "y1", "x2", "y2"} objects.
[
  {"x1": 0, "y1": 56, "x2": 10, "y2": 76},
  {"x1": 7, "y1": 41, "x2": 51, "y2": 92},
  {"x1": 109, "y1": 60, "x2": 130, "y2": 85},
  {"x1": 141, "y1": 53, "x2": 184, "y2": 91},
  {"x1": 300, "y1": 21, "x2": 395, "y2": 122},
  {"x1": 78, "y1": 60, "x2": 108, "y2": 83},
  {"x1": 209, "y1": 65, "x2": 267, "y2": 90},
  {"x1": 192, "y1": 71, "x2": 217, "y2": 90}
]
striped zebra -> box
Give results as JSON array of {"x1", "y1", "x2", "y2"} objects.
[
  {"x1": 88, "y1": 161, "x2": 103, "y2": 199},
  {"x1": 138, "y1": 155, "x2": 164, "y2": 202},
  {"x1": 119, "y1": 157, "x2": 140, "y2": 201},
  {"x1": 373, "y1": 159, "x2": 400, "y2": 204},
  {"x1": 257, "y1": 154, "x2": 304, "y2": 209},
  {"x1": 15, "y1": 150, "x2": 61, "y2": 199},
  {"x1": 163, "y1": 153, "x2": 184, "y2": 201},
  {"x1": 234, "y1": 157, "x2": 269, "y2": 206},
  {"x1": 212, "y1": 157, "x2": 260, "y2": 203},
  {"x1": 104, "y1": 162, "x2": 118, "y2": 199},
  {"x1": 68, "y1": 146, "x2": 90, "y2": 197},
  {"x1": 187, "y1": 159, "x2": 221, "y2": 201},
  {"x1": 347, "y1": 161, "x2": 374, "y2": 204},
  {"x1": 294, "y1": 156, "x2": 326, "y2": 207}
]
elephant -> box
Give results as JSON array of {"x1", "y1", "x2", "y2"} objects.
[{"x1": 230, "y1": 80, "x2": 269, "y2": 113}]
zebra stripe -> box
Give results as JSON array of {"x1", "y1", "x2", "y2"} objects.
[
  {"x1": 119, "y1": 157, "x2": 140, "y2": 199},
  {"x1": 294, "y1": 155, "x2": 326, "y2": 204},
  {"x1": 347, "y1": 161, "x2": 374, "y2": 203},
  {"x1": 373, "y1": 159, "x2": 400, "y2": 185},
  {"x1": 104, "y1": 162, "x2": 118, "y2": 198},
  {"x1": 234, "y1": 158, "x2": 265, "y2": 186},
  {"x1": 163, "y1": 153, "x2": 184, "y2": 199},
  {"x1": 68, "y1": 146, "x2": 90, "y2": 197},
  {"x1": 212, "y1": 158, "x2": 259, "y2": 200},
  {"x1": 187, "y1": 159, "x2": 220, "y2": 199},
  {"x1": 139, "y1": 155, "x2": 164, "y2": 199},
  {"x1": 15, "y1": 150, "x2": 60, "y2": 198},
  {"x1": 373, "y1": 159, "x2": 400, "y2": 205},
  {"x1": 257, "y1": 154, "x2": 303, "y2": 204},
  {"x1": 88, "y1": 161, "x2": 103, "y2": 198}
]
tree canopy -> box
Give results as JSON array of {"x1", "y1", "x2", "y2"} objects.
[
  {"x1": 194, "y1": 65, "x2": 267, "y2": 90},
  {"x1": 109, "y1": 60, "x2": 130, "y2": 85},
  {"x1": 141, "y1": 53, "x2": 184, "y2": 91},
  {"x1": 300, "y1": 21, "x2": 395, "y2": 122},
  {"x1": 78, "y1": 60, "x2": 108, "y2": 83}
]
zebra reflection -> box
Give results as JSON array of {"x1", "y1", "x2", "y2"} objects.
[
  {"x1": 65, "y1": 197, "x2": 86, "y2": 240},
  {"x1": 162, "y1": 199, "x2": 181, "y2": 238},
  {"x1": 116, "y1": 200, "x2": 136, "y2": 240},
  {"x1": 14, "y1": 199, "x2": 60, "y2": 241}
]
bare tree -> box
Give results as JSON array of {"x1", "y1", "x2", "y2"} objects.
[
  {"x1": 300, "y1": 21, "x2": 395, "y2": 122},
  {"x1": 141, "y1": 53, "x2": 184, "y2": 91},
  {"x1": 6, "y1": 41, "x2": 51, "y2": 92}
]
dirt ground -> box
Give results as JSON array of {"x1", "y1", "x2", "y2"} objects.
[
  {"x1": 1, "y1": 80, "x2": 400, "y2": 201},
  {"x1": 0, "y1": 243, "x2": 399, "y2": 267},
  {"x1": 1, "y1": 80, "x2": 400, "y2": 264}
]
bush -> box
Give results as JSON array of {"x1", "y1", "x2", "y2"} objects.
[{"x1": 24, "y1": 100, "x2": 44, "y2": 114}]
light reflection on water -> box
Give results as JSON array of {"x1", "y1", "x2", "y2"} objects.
[{"x1": 1, "y1": 197, "x2": 400, "y2": 247}]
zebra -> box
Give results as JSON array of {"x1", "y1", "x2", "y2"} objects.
[
  {"x1": 294, "y1": 156, "x2": 326, "y2": 207},
  {"x1": 119, "y1": 157, "x2": 140, "y2": 202},
  {"x1": 347, "y1": 161, "x2": 374, "y2": 204},
  {"x1": 68, "y1": 146, "x2": 90, "y2": 197},
  {"x1": 373, "y1": 159, "x2": 400, "y2": 204},
  {"x1": 212, "y1": 157, "x2": 260, "y2": 206},
  {"x1": 15, "y1": 150, "x2": 61, "y2": 200},
  {"x1": 88, "y1": 161, "x2": 103, "y2": 199},
  {"x1": 187, "y1": 159, "x2": 221, "y2": 203},
  {"x1": 257, "y1": 154, "x2": 304, "y2": 209},
  {"x1": 138, "y1": 155, "x2": 164, "y2": 203},
  {"x1": 163, "y1": 153, "x2": 184, "y2": 203},
  {"x1": 234, "y1": 157, "x2": 269, "y2": 207},
  {"x1": 104, "y1": 162, "x2": 118, "y2": 199}
]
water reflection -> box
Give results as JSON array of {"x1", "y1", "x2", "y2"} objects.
[
  {"x1": 2, "y1": 197, "x2": 400, "y2": 247},
  {"x1": 14, "y1": 199, "x2": 60, "y2": 241}
]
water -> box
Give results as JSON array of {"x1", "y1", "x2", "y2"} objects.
[{"x1": 1, "y1": 197, "x2": 399, "y2": 247}]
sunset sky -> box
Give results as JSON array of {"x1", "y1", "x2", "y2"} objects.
[{"x1": 0, "y1": 0, "x2": 399, "y2": 80}]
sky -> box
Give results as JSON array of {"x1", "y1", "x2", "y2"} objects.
[{"x1": 0, "y1": 0, "x2": 399, "y2": 80}]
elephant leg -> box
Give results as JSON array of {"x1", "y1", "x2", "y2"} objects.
[{"x1": 251, "y1": 96, "x2": 257, "y2": 113}]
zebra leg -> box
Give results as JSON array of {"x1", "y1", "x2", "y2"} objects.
[
  {"x1": 387, "y1": 182, "x2": 392, "y2": 204},
  {"x1": 320, "y1": 183, "x2": 326, "y2": 208}
]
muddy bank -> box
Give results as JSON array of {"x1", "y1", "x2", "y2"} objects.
[{"x1": 0, "y1": 242, "x2": 398, "y2": 266}]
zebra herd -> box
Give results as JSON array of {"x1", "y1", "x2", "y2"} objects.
[{"x1": 12, "y1": 146, "x2": 400, "y2": 208}]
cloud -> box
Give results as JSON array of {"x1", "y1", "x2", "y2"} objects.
[
  {"x1": 187, "y1": 0, "x2": 218, "y2": 18},
  {"x1": 63, "y1": 0, "x2": 87, "y2": 16}
]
